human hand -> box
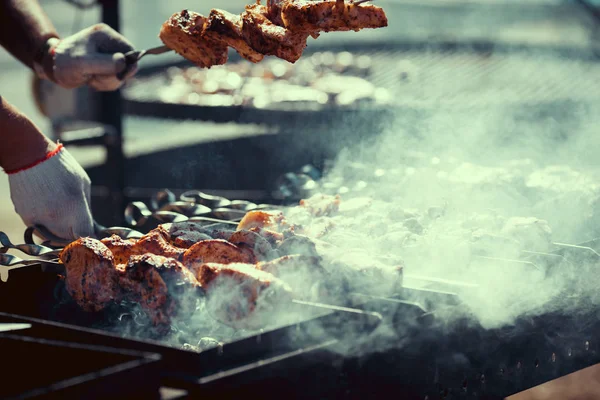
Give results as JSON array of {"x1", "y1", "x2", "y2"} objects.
[
  {"x1": 39, "y1": 23, "x2": 138, "y2": 91},
  {"x1": 8, "y1": 145, "x2": 95, "y2": 240}
]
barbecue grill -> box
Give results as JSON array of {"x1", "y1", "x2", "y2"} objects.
[
  {"x1": 3, "y1": 187, "x2": 600, "y2": 399},
  {"x1": 9, "y1": 0, "x2": 600, "y2": 398}
]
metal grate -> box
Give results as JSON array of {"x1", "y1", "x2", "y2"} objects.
[
  {"x1": 123, "y1": 45, "x2": 600, "y2": 128},
  {"x1": 363, "y1": 48, "x2": 600, "y2": 108}
]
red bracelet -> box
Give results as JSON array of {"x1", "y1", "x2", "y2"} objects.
[{"x1": 5, "y1": 144, "x2": 64, "y2": 175}]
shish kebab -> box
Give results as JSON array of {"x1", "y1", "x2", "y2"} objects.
[
  {"x1": 120, "y1": 0, "x2": 388, "y2": 75},
  {"x1": 84, "y1": 0, "x2": 389, "y2": 327},
  {"x1": 58, "y1": 195, "x2": 392, "y2": 330}
]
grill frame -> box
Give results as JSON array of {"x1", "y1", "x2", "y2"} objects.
[{"x1": 0, "y1": 330, "x2": 163, "y2": 400}]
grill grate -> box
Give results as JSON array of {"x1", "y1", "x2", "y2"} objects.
[
  {"x1": 359, "y1": 48, "x2": 600, "y2": 108},
  {"x1": 124, "y1": 43, "x2": 600, "y2": 127}
]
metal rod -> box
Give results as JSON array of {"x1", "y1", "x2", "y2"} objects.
[
  {"x1": 99, "y1": 0, "x2": 126, "y2": 226},
  {"x1": 574, "y1": 0, "x2": 600, "y2": 24}
]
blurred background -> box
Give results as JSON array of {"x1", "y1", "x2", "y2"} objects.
[{"x1": 3, "y1": 0, "x2": 600, "y2": 242}]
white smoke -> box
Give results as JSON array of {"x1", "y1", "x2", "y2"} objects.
[{"x1": 281, "y1": 101, "x2": 600, "y2": 342}]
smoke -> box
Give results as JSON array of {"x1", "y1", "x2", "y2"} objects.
[
  {"x1": 275, "y1": 93, "x2": 600, "y2": 354},
  {"x1": 78, "y1": 105, "x2": 600, "y2": 363}
]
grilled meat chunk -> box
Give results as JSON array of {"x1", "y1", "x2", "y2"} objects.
[
  {"x1": 266, "y1": 0, "x2": 286, "y2": 26},
  {"x1": 228, "y1": 229, "x2": 275, "y2": 262},
  {"x1": 241, "y1": 4, "x2": 311, "y2": 63},
  {"x1": 277, "y1": 234, "x2": 319, "y2": 257},
  {"x1": 100, "y1": 235, "x2": 137, "y2": 265},
  {"x1": 277, "y1": 0, "x2": 388, "y2": 33},
  {"x1": 258, "y1": 254, "x2": 322, "y2": 275},
  {"x1": 209, "y1": 229, "x2": 236, "y2": 241},
  {"x1": 120, "y1": 253, "x2": 201, "y2": 327},
  {"x1": 256, "y1": 254, "x2": 325, "y2": 298},
  {"x1": 161, "y1": 0, "x2": 387, "y2": 68},
  {"x1": 191, "y1": 262, "x2": 293, "y2": 329},
  {"x1": 250, "y1": 227, "x2": 284, "y2": 246},
  {"x1": 135, "y1": 226, "x2": 186, "y2": 260},
  {"x1": 101, "y1": 227, "x2": 186, "y2": 263},
  {"x1": 299, "y1": 193, "x2": 341, "y2": 216},
  {"x1": 182, "y1": 239, "x2": 254, "y2": 269},
  {"x1": 159, "y1": 9, "x2": 228, "y2": 68},
  {"x1": 237, "y1": 210, "x2": 281, "y2": 231},
  {"x1": 203, "y1": 9, "x2": 265, "y2": 63},
  {"x1": 59, "y1": 238, "x2": 120, "y2": 312},
  {"x1": 165, "y1": 221, "x2": 213, "y2": 248}
]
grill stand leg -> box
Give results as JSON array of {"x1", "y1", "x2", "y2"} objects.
[{"x1": 97, "y1": 0, "x2": 126, "y2": 226}]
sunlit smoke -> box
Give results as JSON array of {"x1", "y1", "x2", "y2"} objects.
[{"x1": 281, "y1": 96, "x2": 600, "y2": 345}]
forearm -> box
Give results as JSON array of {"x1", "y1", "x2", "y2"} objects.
[
  {"x1": 0, "y1": 96, "x2": 56, "y2": 172},
  {"x1": 0, "y1": 0, "x2": 59, "y2": 70}
]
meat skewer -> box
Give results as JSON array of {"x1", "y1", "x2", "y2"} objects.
[
  {"x1": 119, "y1": 253, "x2": 202, "y2": 327},
  {"x1": 54, "y1": 192, "x2": 394, "y2": 331},
  {"x1": 159, "y1": 0, "x2": 388, "y2": 68},
  {"x1": 59, "y1": 238, "x2": 121, "y2": 313},
  {"x1": 191, "y1": 262, "x2": 294, "y2": 329}
]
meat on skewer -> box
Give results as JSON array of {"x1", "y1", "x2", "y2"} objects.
[
  {"x1": 182, "y1": 239, "x2": 255, "y2": 268},
  {"x1": 237, "y1": 210, "x2": 279, "y2": 231},
  {"x1": 228, "y1": 229, "x2": 275, "y2": 261},
  {"x1": 163, "y1": 221, "x2": 214, "y2": 249},
  {"x1": 190, "y1": 262, "x2": 293, "y2": 328},
  {"x1": 59, "y1": 238, "x2": 121, "y2": 312},
  {"x1": 119, "y1": 253, "x2": 202, "y2": 327},
  {"x1": 256, "y1": 254, "x2": 322, "y2": 276},
  {"x1": 100, "y1": 235, "x2": 137, "y2": 265},
  {"x1": 159, "y1": 9, "x2": 228, "y2": 68},
  {"x1": 203, "y1": 8, "x2": 265, "y2": 63},
  {"x1": 159, "y1": 0, "x2": 388, "y2": 68},
  {"x1": 276, "y1": 0, "x2": 388, "y2": 33},
  {"x1": 241, "y1": 4, "x2": 312, "y2": 63},
  {"x1": 101, "y1": 226, "x2": 186, "y2": 263}
]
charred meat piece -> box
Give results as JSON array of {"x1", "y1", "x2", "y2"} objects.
[
  {"x1": 203, "y1": 9, "x2": 265, "y2": 63},
  {"x1": 278, "y1": 0, "x2": 388, "y2": 33},
  {"x1": 299, "y1": 193, "x2": 341, "y2": 217},
  {"x1": 182, "y1": 239, "x2": 254, "y2": 269},
  {"x1": 135, "y1": 226, "x2": 187, "y2": 260},
  {"x1": 257, "y1": 254, "x2": 325, "y2": 298},
  {"x1": 277, "y1": 234, "x2": 320, "y2": 257},
  {"x1": 191, "y1": 262, "x2": 293, "y2": 329},
  {"x1": 241, "y1": 4, "x2": 311, "y2": 63},
  {"x1": 100, "y1": 235, "x2": 137, "y2": 265},
  {"x1": 59, "y1": 238, "x2": 120, "y2": 312},
  {"x1": 209, "y1": 229, "x2": 236, "y2": 241},
  {"x1": 228, "y1": 229, "x2": 274, "y2": 262},
  {"x1": 165, "y1": 221, "x2": 213, "y2": 248},
  {"x1": 237, "y1": 210, "x2": 282, "y2": 231},
  {"x1": 266, "y1": 0, "x2": 285, "y2": 26},
  {"x1": 120, "y1": 253, "x2": 201, "y2": 327},
  {"x1": 237, "y1": 211, "x2": 285, "y2": 246},
  {"x1": 250, "y1": 227, "x2": 284, "y2": 247},
  {"x1": 159, "y1": 9, "x2": 228, "y2": 68},
  {"x1": 101, "y1": 228, "x2": 185, "y2": 263}
]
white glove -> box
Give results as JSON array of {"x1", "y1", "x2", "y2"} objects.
[
  {"x1": 41, "y1": 24, "x2": 138, "y2": 91},
  {"x1": 8, "y1": 146, "x2": 95, "y2": 240}
]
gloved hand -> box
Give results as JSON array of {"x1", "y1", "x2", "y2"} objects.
[
  {"x1": 39, "y1": 23, "x2": 138, "y2": 91},
  {"x1": 8, "y1": 145, "x2": 95, "y2": 240}
]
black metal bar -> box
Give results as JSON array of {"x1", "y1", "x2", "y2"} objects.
[
  {"x1": 98, "y1": 0, "x2": 126, "y2": 226},
  {"x1": 574, "y1": 0, "x2": 600, "y2": 24}
]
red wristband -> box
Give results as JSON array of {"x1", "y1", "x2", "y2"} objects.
[{"x1": 5, "y1": 144, "x2": 64, "y2": 175}]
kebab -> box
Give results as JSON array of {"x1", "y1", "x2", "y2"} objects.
[
  {"x1": 159, "y1": 0, "x2": 388, "y2": 68},
  {"x1": 57, "y1": 194, "x2": 382, "y2": 329},
  {"x1": 58, "y1": 210, "x2": 325, "y2": 327}
]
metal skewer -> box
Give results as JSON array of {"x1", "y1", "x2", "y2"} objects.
[{"x1": 117, "y1": 45, "x2": 172, "y2": 80}]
